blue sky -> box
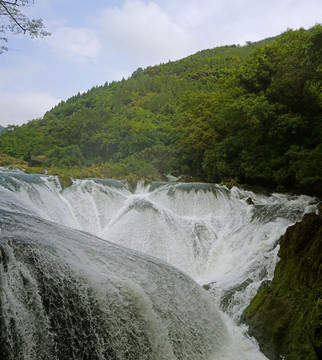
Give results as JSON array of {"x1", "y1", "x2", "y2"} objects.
[{"x1": 1, "y1": 0, "x2": 321, "y2": 126}]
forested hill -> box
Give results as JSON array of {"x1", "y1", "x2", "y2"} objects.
[{"x1": 0, "y1": 25, "x2": 321, "y2": 196}]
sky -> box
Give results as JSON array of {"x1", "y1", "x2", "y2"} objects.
[{"x1": 0, "y1": 0, "x2": 321, "y2": 127}]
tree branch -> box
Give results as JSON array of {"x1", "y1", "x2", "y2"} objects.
[
  {"x1": 0, "y1": 1, "x2": 27, "y2": 33},
  {"x1": 1, "y1": 1, "x2": 20, "y2": 7},
  {"x1": 0, "y1": 0, "x2": 49, "y2": 52}
]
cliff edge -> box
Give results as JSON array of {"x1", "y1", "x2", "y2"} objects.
[{"x1": 241, "y1": 212, "x2": 322, "y2": 360}]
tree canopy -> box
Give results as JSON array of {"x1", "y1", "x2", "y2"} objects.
[{"x1": 0, "y1": 25, "x2": 321, "y2": 196}]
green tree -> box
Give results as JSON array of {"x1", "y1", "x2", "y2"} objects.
[
  {"x1": 0, "y1": 26, "x2": 320, "y2": 194},
  {"x1": 45, "y1": 145, "x2": 84, "y2": 167}
]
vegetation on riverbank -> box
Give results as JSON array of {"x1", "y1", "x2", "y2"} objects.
[{"x1": 0, "y1": 25, "x2": 321, "y2": 196}]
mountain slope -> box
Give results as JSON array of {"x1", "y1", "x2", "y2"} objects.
[{"x1": 0, "y1": 25, "x2": 321, "y2": 195}]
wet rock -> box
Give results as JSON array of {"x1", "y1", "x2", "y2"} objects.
[
  {"x1": 241, "y1": 213, "x2": 322, "y2": 360},
  {"x1": 58, "y1": 174, "x2": 73, "y2": 189}
]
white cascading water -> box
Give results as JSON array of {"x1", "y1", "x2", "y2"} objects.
[{"x1": 0, "y1": 169, "x2": 317, "y2": 359}]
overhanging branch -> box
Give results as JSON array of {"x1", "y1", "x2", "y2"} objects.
[
  {"x1": 1, "y1": 1, "x2": 20, "y2": 6},
  {"x1": 0, "y1": 1, "x2": 27, "y2": 33}
]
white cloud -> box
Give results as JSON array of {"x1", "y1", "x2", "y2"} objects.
[
  {"x1": 93, "y1": 0, "x2": 198, "y2": 65},
  {"x1": 0, "y1": 92, "x2": 61, "y2": 126},
  {"x1": 92, "y1": 0, "x2": 322, "y2": 69},
  {"x1": 160, "y1": 0, "x2": 322, "y2": 47},
  {"x1": 44, "y1": 23, "x2": 102, "y2": 64},
  {"x1": 0, "y1": 55, "x2": 48, "y2": 89}
]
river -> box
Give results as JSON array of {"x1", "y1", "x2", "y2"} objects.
[{"x1": 0, "y1": 169, "x2": 317, "y2": 359}]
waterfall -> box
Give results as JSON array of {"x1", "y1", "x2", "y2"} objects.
[{"x1": 0, "y1": 169, "x2": 317, "y2": 359}]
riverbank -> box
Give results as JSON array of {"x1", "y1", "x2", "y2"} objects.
[{"x1": 241, "y1": 212, "x2": 322, "y2": 360}]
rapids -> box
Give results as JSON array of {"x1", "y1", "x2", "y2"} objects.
[{"x1": 0, "y1": 169, "x2": 317, "y2": 359}]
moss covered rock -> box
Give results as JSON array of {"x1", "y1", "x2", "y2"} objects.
[
  {"x1": 0, "y1": 153, "x2": 28, "y2": 167},
  {"x1": 241, "y1": 212, "x2": 322, "y2": 360},
  {"x1": 58, "y1": 174, "x2": 73, "y2": 189}
]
